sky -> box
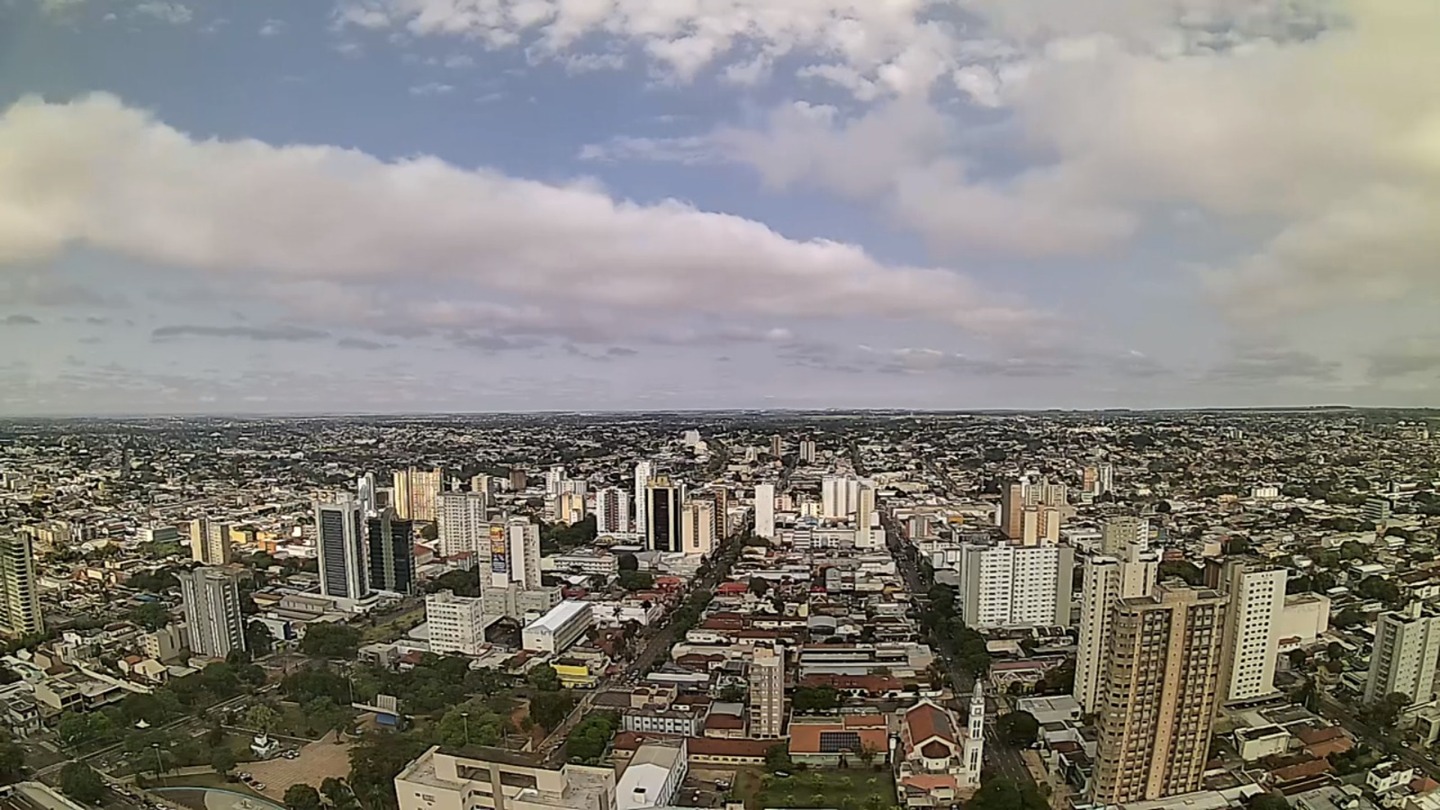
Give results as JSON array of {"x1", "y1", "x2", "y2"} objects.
[{"x1": 1, "y1": 0, "x2": 1438, "y2": 416}]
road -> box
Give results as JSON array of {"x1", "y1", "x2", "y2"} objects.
[
  {"x1": 883, "y1": 511, "x2": 1036, "y2": 789},
  {"x1": 1318, "y1": 693, "x2": 1440, "y2": 780}
]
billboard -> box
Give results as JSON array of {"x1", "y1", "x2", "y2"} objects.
[{"x1": 489, "y1": 524, "x2": 508, "y2": 575}]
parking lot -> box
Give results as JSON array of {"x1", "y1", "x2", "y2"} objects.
[{"x1": 244, "y1": 732, "x2": 353, "y2": 799}]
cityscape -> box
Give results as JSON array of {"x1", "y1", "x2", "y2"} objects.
[{"x1": 1, "y1": 410, "x2": 1439, "y2": 810}]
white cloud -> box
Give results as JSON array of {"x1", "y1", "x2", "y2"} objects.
[
  {"x1": 259, "y1": 18, "x2": 286, "y2": 36},
  {"x1": 132, "y1": 1, "x2": 192, "y2": 25},
  {"x1": 408, "y1": 81, "x2": 455, "y2": 95},
  {"x1": 0, "y1": 94, "x2": 1040, "y2": 343}
]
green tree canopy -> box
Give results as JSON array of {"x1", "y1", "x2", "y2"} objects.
[
  {"x1": 59, "y1": 762, "x2": 106, "y2": 805},
  {"x1": 283, "y1": 784, "x2": 325, "y2": 810},
  {"x1": 301, "y1": 623, "x2": 363, "y2": 659},
  {"x1": 997, "y1": 711, "x2": 1040, "y2": 747}
]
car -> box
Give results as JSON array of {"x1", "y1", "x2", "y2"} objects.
[
  {"x1": 254, "y1": 784, "x2": 266, "y2": 791},
  {"x1": 239, "y1": 773, "x2": 252, "y2": 780}
]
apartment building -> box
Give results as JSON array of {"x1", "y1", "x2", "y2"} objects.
[{"x1": 394, "y1": 746, "x2": 615, "y2": 810}]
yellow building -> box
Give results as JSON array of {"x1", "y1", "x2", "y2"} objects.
[{"x1": 553, "y1": 662, "x2": 599, "y2": 689}]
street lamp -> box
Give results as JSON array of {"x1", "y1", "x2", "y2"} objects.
[
  {"x1": 151, "y1": 743, "x2": 164, "y2": 783},
  {"x1": 461, "y1": 712, "x2": 470, "y2": 746}
]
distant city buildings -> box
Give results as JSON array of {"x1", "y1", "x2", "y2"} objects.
[
  {"x1": 437, "y1": 492, "x2": 488, "y2": 558},
  {"x1": 681, "y1": 499, "x2": 714, "y2": 557},
  {"x1": 180, "y1": 566, "x2": 245, "y2": 660},
  {"x1": 748, "y1": 644, "x2": 785, "y2": 738},
  {"x1": 632, "y1": 461, "x2": 653, "y2": 534},
  {"x1": 754, "y1": 483, "x2": 775, "y2": 539},
  {"x1": 999, "y1": 475, "x2": 1067, "y2": 545}
]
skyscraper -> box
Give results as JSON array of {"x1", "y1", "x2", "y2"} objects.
[
  {"x1": 754, "y1": 483, "x2": 775, "y2": 539},
  {"x1": 1074, "y1": 544, "x2": 1160, "y2": 712},
  {"x1": 749, "y1": 645, "x2": 785, "y2": 738},
  {"x1": 821, "y1": 475, "x2": 860, "y2": 519},
  {"x1": 438, "y1": 492, "x2": 489, "y2": 558},
  {"x1": 1093, "y1": 584, "x2": 1227, "y2": 804},
  {"x1": 189, "y1": 518, "x2": 233, "y2": 565},
  {"x1": 545, "y1": 466, "x2": 567, "y2": 496},
  {"x1": 682, "y1": 499, "x2": 715, "y2": 557},
  {"x1": 593, "y1": 487, "x2": 630, "y2": 535},
  {"x1": 957, "y1": 541, "x2": 1075, "y2": 628},
  {"x1": 315, "y1": 497, "x2": 369, "y2": 603},
  {"x1": 712, "y1": 486, "x2": 730, "y2": 540},
  {"x1": 1218, "y1": 563, "x2": 1286, "y2": 703},
  {"x1": 180, "y1": 566, "x2": 245, "y2": 660},
  {"x1": 368, "y1": 508, "x2": 416, "y2": 595},
  {"x1": 797, "y1": 440, "x2": 817, "y2": 464},
  {"x1": 633, "y1": 461, "x2": 653, "y2": 534},
  {"x1": 1101, "y1": 516, "x2": 1150, "y2": 556},
  {"x1": 1365, "y1": 602, "x2": 1440, "y2": 706},
  {"x1": 393, "y1": 468, "x2": 443, "y2": 523},
  {"x1": 485, "y1": 517, "x2": 542, "y2": 592},
  {"x1": 645, "y1": 476, "x2": 682, "y2": 553},
  {"x1": 0, "y1": 534, "x2": 43, "y2": 638},
  {"x1": 1000, "y1": 476, "x2": 1067, "y2": 543},
  {"x1": 357, "y1": 473, "x2": 378, "y2": 517},
  {"x1": 855, "y1": 484, "x2": 878, "y2": 549}
]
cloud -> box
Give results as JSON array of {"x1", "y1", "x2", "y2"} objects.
[
  {"x1": 1207, "y1": 347, "x2": 1342, "y2": 384},
  {"x1": 1366, "y1": 340, "x2": 1440, "y2": 381},
  {"x1": 408, "y1": 82, "x2": 455, "y2": 96},
  {"x1": 151, "y1": 324, "x2": 331, "y2": 342},
  {"x1": 2, "y1": 314, "x2": 41, "y2": 326},
  {"x1": 337, "y1": 336, "x2": 390, "y2": 350},
  {"x1": 37, "y1": 0, "x2": 85, "y2": 20},
  {"x1": 0, "y1": 93, "x2": 1038, "y2": 343},
  {"x1": 259, "y1": 18, "x2": 286, "y2": 36},
  {"x1": 578, "y1": 135, "x2": 715, "y2": 165},
  {"x1": 132, "y1": 1, "x2": 192, "y2": 25}
]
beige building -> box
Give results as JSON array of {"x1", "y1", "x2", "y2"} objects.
[
  {"x1": 681, "y1": 499, "x2": 715, "y2": 557},
  {"x1": 749, "y1": 645, "x2": 785, "y2": 738},
  {"x1": 394, "y1": 468, "x2": 443, "y2": 523},
  {"x1": 1073, "y1": 542, "x2": 1159, "y2": 713},
  {"x1": 1093, "y1": 583, "x2": 1227, "y2": 805},
  {"x1": 189, "y1": 519, "x2": 233, "y2": 565},
  {"x1": 394, "y1": 745, "x2": 615, "y2": 810},
  {"x1": 0, "y1": 534, "x2": 44, "y2": 637}
]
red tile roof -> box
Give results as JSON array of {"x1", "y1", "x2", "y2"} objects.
[{"x1": 905, "y1": 701, "x2": 957, "y2": 748}]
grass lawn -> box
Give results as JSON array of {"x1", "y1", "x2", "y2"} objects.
[
  {"x1": 362, "y1": 605, "x2": 425, "y2": 642},
  {"x1": 745, "y1": 768, "x2": 899, "y2": 810}
]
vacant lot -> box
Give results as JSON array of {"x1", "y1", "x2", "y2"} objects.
[{"x1": 739, "y1": 768, "x2": 898, "y2": 810}]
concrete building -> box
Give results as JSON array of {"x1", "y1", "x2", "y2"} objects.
[
  {"x1": 754, "y1": 483, "x2": 775, "y2": 540},
  {"x1": 1365, "y1": 603, "x2": 1440, "y2": 706},
  {"x1": 712, "y1": 486, "x2": 731, "y2": 540},
  {"x1": 393, "y1": 468, "x2": 443, "y2": 523},
  {"x1": 1101, "y1": 516, "x2": 1150, "y2": 556},
  {"x1": 855, "y1": 484, "x2": 879, "y2": 550},
  {"x1": 1093, "y1": 584, "x2": 1228, "y2": 804},
  {"x1": 616, "y1": 740, "x2": 687, "y2": 810},
  {"x1": 0, "y1": 534, "x2": 43, "y2": 638},
  {"x1": 315, "y1": 496, "x2": 370, "y2": 604},
  {"x1": 189, "y1": 519, "x2": 233, "y2": 565},
  {"x1": 822, "y1": 475, "x2": 861, "y2": 519},
  {"x1": 957, "y1": 541, "x2": 1075, "y2": 629},
  {"x1": 1074, "y1": 544, "x2": 1159, "y2": 713},
  {"x1": 1219, "y1": 563, "x2": 1287, "y2": 703},
  {"x1": 1000, "y1": 476, "x2": 1067, "y2": 543},
  {"x1": 180, "y1": 567, "x2": 245, "y2": 660},
  {"x1": 594, "y1": 487, "x2": 631, "y2": 535},
  {"x1": 522, "y1": 600, "x2": 593, "y2": 655},
  {"x1": 368, "y1": 509, "x2": 416, "y2": 595},
  {"x1": 749, "y1": 645, "x2": 785, "y2": 738},
  {"x1": 394, "y1": 746, "x2": 615, "y2": 810},
  {"x1": 681, "y1": 499, "x2": 715, "y2": 557},
  {"x1": 633, "y1": 461, "x2": 653, "y2": 534},
  {"x1": 798, "y1": 440, "x2": 817, "y2": 464},
  {"x1": 425, "y1": 591, "x2": 489, "y2": 656},
  {"x1": 644, "y1": 476, "x2": 682, "y2": 553},
  {"x1": 437, "y1": 492, "x2": 488, "y2": 558}
]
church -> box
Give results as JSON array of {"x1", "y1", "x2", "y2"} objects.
[{"x1": 895, "y1": 683, "x2": 987, "y2": 808}]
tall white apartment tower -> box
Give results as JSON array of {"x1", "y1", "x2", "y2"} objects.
[
  {"x1": 1074, "y1": 543, "x2": 1160, "y2": 712},
  {"x1": 357, "y1": 473, "x2": 378, "y2": 517},
  {"x1": 633, "y1": 461, "x2": 654, "y2": 533},
  {"x1": 486, "y1": 517, "x2": 543, "y2": 592},
  {"x1": 754, "y1": 483, "x2": 776, "y2": 539},
  {"x1": 1102, "y1": 517, "x2": 1150, "y2": 556},
  {"x1": 437, "y1": 492, "x2": 489, "y2": 558},
  {"x1": 545, "y1": 466, "x2": 567, "y2": 497},
  {"x1": 1365, "y1": 602, "x2": 1440, "y2": 706},
  {"x1": 180, "y1": 566, "x2": 246, "y2": 660},
  {"x1": 315, "y1": 497, "x2": 369, "y2": 603},
  {"x1": 189, "y1": 519, "x2": 233, "y2": 565},
  {"x1": 425, "y1": 591, "x2": 488, "y2": 656},
  {"x1": 855, "y1": 485, "x2": 879, "y2": 549},
  {"x1": 749, "y1": 645, "x2": 785, "y2": 738},
  {"x1": 593, "y1": 487, "x2": 630, "y2": 535},
  {"x1": 0, "y1": 534, "x2": 44, "y2": 637},
  {"x1": 821, "y1": 475, "x2": 861, "y2": 519},
  {"x1": 1219, "y1": 563, "x2": 1287, "y2": 702}
]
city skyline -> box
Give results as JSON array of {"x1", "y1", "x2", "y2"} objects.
[{"x1": 2, "y1": 0, "x2": 1439, "y2": 415}]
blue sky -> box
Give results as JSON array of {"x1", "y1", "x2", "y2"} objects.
[{"x1": 1, "y1": 0, "x2": 1438, "y2": 415}]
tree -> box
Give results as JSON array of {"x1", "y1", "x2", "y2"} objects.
[
  {"x1": 246, "y1": 620, "x2": 276, "y2": 657},
  {"x1": 617, "y1": 570, "x2": 654, "y2": 591},
  {"x1": 284, "y1": 784, "x2": 325, "y2": 810},
  {"x1": 967, "y1": 777, "x2": 1048, "y2": 810},
  {"x1": 1158, "y1": 560, "x2": 1204, "y2": 586},
  {"x1": 1327, "y1": 641, "x2": 1346, "y2": 662},
  {"x1": 128, "y1": 601, "x2": 172, "y2": 631},
  {"x1": 765, "y1": 744, "x2": 795, "y2": 774},
  {"x1": 322, "y1": 778, "x2": 361, "y2": 810},
  {"x1": 748, "y1": 578, "x2": 771, "y2": 596},
  {"x1": 527, "y1": 664, "x2": 561, "y2": 692},
  {"x1": 0, "y1": 730, "x2": 25, "y2": 784},
  {"x1": 1334, "y1": 607, "x2": 1367, "y2": 629},
  {"x1": 565, "y1": 712, "x2": 619, "y2": 762},
  {"x1": 425, "y1": 569, "x2": 481, "y2": 598},
  {"x1": 211, "y1": 746, "x2": 237, "y2": 776},
  {"x1": 1247, "y1": 794, "x2": 1292, "y2": 810},
  {"x1": 792, "y1": 686, "x2": 841, "y2": 713},
  {"x1": 348, "y1": 731, "x2": 431, "y2": 810},
  {"x1": 529, "y1": 691, "x2": 576, "y2": 731},
  {"x1": 617, "y1": 553, "x2": 639, "y2": 572},
  {"x1": 1372, "y1": 692, "x2": 1411, "y2": 729},
  {"x1": 1287, "y1": 649, "x2": 1309, "y2": 671},
  {"x1": 246, "y1": 703, "x2": 281, "y2": 734},
  {"x1": 1357, "y1": 576, "x2": 1403, "y2": 606},
  {"x1": 59, "y1": 762, "x2": 106, "y2": 805},
  {"x1": 997, "y1": 711, "x2": 1040, "y2": 748},
  {"x1": 301, "y1": 623, "x2": 363, "y2": 659}
]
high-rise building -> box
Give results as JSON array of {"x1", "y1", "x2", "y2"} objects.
[
  {"x1": 1098, "y1": 463, "x2": 1115, "y2": 495},
  {"x1": 855, "y1": 485, "x2": 879, "y2": 549},
  {"x1": 754, "y1": 483, "x2": 776, "y2": 539},
  {"x1": 1365, "y1": 602, "x2": 1440, "y2": 706},
  {"x1": 470, "y1": 474, "x2": 493, "y2": 496},
  {"x1": 1218, "y1": 563, "x2": 1286, "y2": 703},
  {"x1": 957, "y1": 541, "x2": 1075, "y2": 629},
  {"x1": 749, "y1": 645, "x2": 785, "y2": 738},
  {"x1": 633, "y1": 461, "x2": 653, "y2": 534},
  {"x1": 180, "y1": 566, "x2": 245, "y2": 660},
  {"x1": 0, "y1": 534, "x2": 43, "y2": 638},
  {"x1": 437, "y1": 492, "x2": 489, "y2": 558},
  {"x1": 1101, "y1": 517, "x2": 1150, "y2": 556},
  {"x1": 368, "y1": 509, "x2": 416, "y2": 595},
  {"x1": 1093, "y1": 584, "x2": 1227, "y2": 804},
  {"x1": 425, "y1": 590, "x2": 488, "y2": 656},
  {"x1": 712, "y1": 486, "x2": 731, "y2": 540},
  {"x1": 485, "y1": 518, "x2": 542, "y2": 592},
  {"x1": 553, "y1": 491, "x2": 586, "y2": 525},
  {"x1": 315, "y1": 497, "x2": 369, "y2": 603},
  {"x1": 545, "y1": 466, "x2": 567, "y2": 497},
  {"x1": 682, "y1": 499, "x2": 715, "y2": 557},
  {"x1": 821, "y1": 475, "x2": 861, "y2": 519},
  {"x1": 769, "y1": 436, "x2": 783, "y2": 457},
  {"x1": 393, "y1": 468, "x2": 443, "y2": 523},
  {"x1": 189, "y1": 518, "x2": 233, "y2": 565},
  {"x1": 1074, "y1": 544, "x2": 1160, "y2": 712},
  {"x1": 798, "y1": 440, "x2": 817, "y2": 464},
  {"x1": 1363, "y1": 497, "x2": 1395, "y2": 524},
  {"x1": 508, "y1": 469, "x2": 528, "y2": 491},
  {"x1": 357, "y1": 473, "x2": 378, "y2": 517},
  {"x1": 1000, "y1": 476, "x2": 1067, "y2": 543},
  {"x1": 594, "y1": 487, "x2": 630, "y2": 535},
  {"x1": 645, "y1": 476, "x2": 682, "y2": 553}
]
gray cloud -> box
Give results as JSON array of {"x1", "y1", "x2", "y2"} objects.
[
  {"x1": 336, "y1": 337, "x2": 390, "y2": 351},
  {"x1": 151, "y1": 324, "x2": 330, "y2": 342},
  {"x1": 1207, "y1": 347, "x2": 1341, "y2": 384},
  {"x1": 2, "y1": 314, "x2": 40, "y2": 326},
  {"x1": 1366, "y1": 341, "x2": 1440, "y2": 380}
]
